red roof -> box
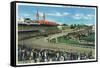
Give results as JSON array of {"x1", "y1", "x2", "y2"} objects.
[{"x1": 38, "y1": 20, "x2": 58, "y2": 25}]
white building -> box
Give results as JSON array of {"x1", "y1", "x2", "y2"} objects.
[
  {"x1": 92, "y1": 25, "x2": 95, "y2": 31},
  {"x1": 17, "y1": 18, "x2": 25, "y2": 23}
]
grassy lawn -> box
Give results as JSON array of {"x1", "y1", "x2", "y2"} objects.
[
  {"x1": 57, "y1": 37, "x2": 79, "y2": 44},
  {"x1": 57, "y1": 35, "x2": 95, "y2": 48}
]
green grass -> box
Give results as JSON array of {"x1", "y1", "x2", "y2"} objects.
[
  {"x1": 56, "y1": 36, "x2": 94, "y2": 49},
  {"x1": 80, "y1": 33, "x2": 95, "y2": 42},
  {"x1": 57, "y1": 37, "x2": 79, "y2": 44}
]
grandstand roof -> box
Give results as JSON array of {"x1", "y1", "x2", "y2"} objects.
[{"x1": 37, "y1": 20, "x2": 58, "y2": 26}]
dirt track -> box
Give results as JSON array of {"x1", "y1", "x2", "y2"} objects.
[{"x1": 18, "y1": 35, "x2": 95, "y2": 54}]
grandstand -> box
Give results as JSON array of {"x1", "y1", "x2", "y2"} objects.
[{"x1": 18, "y1": 20, "x2": 61, "y2": 40}]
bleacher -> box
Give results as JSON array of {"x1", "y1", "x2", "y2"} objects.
[{"x1": 18, "y1": 23, "x2": 61, "y2": 40}]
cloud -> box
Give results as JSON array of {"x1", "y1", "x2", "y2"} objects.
[
  {"x1": 63, "y1": 12, "x2": 69, "y2": 15},
  {"x1": 19, "y1": 13, "x2": 31, "y2": 18},
  {"x1": 72, "y1": 13, "x2": 83, "y2": 20},
  {"x1": 46, "y1": 12, "x2": 62, "y2": 16},
  {"x1": 85, "y1": 23, "x2": 94, "y2": 26},
  {"x1": 46, "y1": 12, "x2": 69, "y2": 17},
  {"x1": 72, "y1": 13, "x2": 95, "y2": 20},
  {"x1": 84, "y1": 14, "x2": 95, "y2": 20},
  {"x1": 38, "y1": 12, "x2": 44, "y2": 17},
  {"x1": 23, "y1": 13, "x2": 30, "y2": 17}
]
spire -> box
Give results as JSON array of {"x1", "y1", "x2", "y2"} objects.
[
  {"x1": 43, "y1": 12, "x2": 45, "y2": 24},
  {"x1": 43, "y1": 12, "x2": 45, "y2": 21},
  {"x1": 36, "y1": 10, "x2": 39, "y2": 21}
]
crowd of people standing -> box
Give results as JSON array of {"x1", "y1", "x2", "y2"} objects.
[{"x1": 18, "y1": 45, "x2": 94, "y2": 63}]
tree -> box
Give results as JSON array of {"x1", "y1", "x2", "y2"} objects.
[
  {"x1": 70, "y1": 24, "x2": 78, "y2": 29},
  {"x1": 24, "y1": 18, "x2": 31, "y2": 23},
  {"x1": 70, "y1": 24, "x2": 74, "y2": 29},
  {"x1": 80, "y1": 34, "x2": 95, "y2": 44},
  {"x1": 62, "y1": 24, "x2": 68, "y2": 26},
  {"x1": 74, "y1": 24, "x2": 77, "y2": 28}
]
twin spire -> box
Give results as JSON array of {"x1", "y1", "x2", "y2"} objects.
[{"x1": 35, "y1": 10, "x2": 45, "y2": 21}]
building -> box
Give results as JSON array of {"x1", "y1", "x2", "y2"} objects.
[{"x1": 17, "y1": 18, "x2": 24, "y2": 23}]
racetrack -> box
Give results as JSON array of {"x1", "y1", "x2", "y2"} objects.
[{"x1": 18, "y1": 34, "x2": 95, "y2": 55}]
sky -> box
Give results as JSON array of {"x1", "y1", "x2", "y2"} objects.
[{"x1": 17, "y1": 3, "x2": 96, "y2": 25}]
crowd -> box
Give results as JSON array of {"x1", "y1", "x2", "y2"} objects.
[{"x1": 18, "y1": 45, "x2": 94, "y2": 63}]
